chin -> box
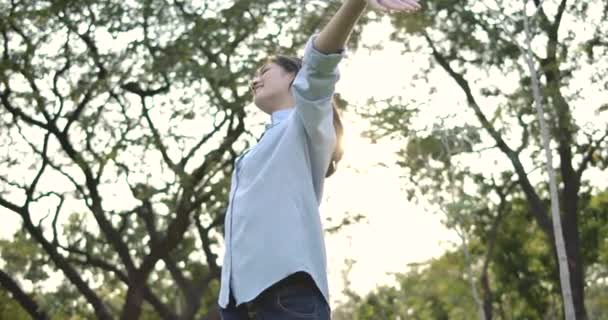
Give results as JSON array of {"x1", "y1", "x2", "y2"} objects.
[{"x1": 253, "y1": 96, "x2": 273, "y2": 114}]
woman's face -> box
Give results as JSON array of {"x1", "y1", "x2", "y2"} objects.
[{"x1": 250, "y1": 62, "x2": 295, "y2": 113}]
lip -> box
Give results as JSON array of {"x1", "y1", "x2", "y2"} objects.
[{"x1": 254, "y1": 85, "x2": 263, "y2": 94}]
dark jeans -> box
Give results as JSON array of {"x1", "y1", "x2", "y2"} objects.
[{"x1": 220, "y1": 272, "x2": 331, "y2": 320}]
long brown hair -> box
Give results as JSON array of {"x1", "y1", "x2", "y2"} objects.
[{"x1": 267, "y1": 55, "x2": 344, "y2": 178}]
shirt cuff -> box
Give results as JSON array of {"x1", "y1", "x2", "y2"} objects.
[{"x1": 303, "y1": 33, "x2": 346, "y2": 72}]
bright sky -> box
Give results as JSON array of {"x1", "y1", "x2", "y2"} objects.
[
  {"x1": 321, "y1": 18, "x2": 458, "y2": 306},
  {"x1": 322, "y1": 110, "x2": 457, "y2": 306}
]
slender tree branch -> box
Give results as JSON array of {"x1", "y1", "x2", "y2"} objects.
[
  {"x1": 24, "y1": 133, "x2": 51, "y2": 206},
  {"x1": 51, "y1": 194, "x2": 65, "y2": 245},
  {"x1": 515, "y1": 112, "x2": 530, "y2": 155},
  {"x1": 0, "y1": 87, "x2": 51, "y2": 131},
  {"x1": 179, "y1": 113, "x2": 230, "y2": 170},
  {"x1": 50, "y1": 34, "x2": 71, "y2": 120},
  {"x1": 194, "y1": 211, "x2": 220, "y2": 275},
  {"x1": 576, "y1": 130, "x2": 608, "y2": 180},
  {"x1": 137, "y1": 94, "x2": 180, "y2": 174}
]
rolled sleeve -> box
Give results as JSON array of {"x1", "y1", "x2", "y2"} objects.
[
  {"x1": 304, "y1": 33, "x2": 346, "y2": 73},
  {"x1": 291, "y1": 34, "x2": 346, "y2": 143}
]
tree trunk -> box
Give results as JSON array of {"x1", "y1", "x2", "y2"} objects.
[
  {"x1": 562, "y1": 196, "x2": 587, "y2": 320},
  {"x1": 121, "y1": 275, "x2": 145, "y2": 320},
  {"x1": 522, "y1": 6, "x2": 576, "y2": 318},
  {"x1": 480, "y1": 272, "x2": 493, "y2": 320}
]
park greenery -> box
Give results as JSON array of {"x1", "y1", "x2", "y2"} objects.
[{"x1": 1, "y1": 0, "x2": 606, "y2": 319}]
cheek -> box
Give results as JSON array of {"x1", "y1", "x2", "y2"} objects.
[{"x1": 265, "y1": 78, "x2": 283, "y2": 91}]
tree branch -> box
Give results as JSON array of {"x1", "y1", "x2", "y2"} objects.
[
  {"x1": 194, "y1": 211, "x2": 220, "y2": 275},
  {"x1": 0, "y1": 199, "x2": 113, "y2": 319},
  {"x1": 24, "y1": 133, "x2": 51, "y2": 207},
  {"x1": 553, "y1": 0, "x2": 568, "y2": 32},
  {"x1": 423, "y1": 32, "x2": 553, "y2": 235},
  {"x1": 179, "y1": 112, "x2": 230, "y2": 170},
  {"x1": 64, "y1": 250, "x2": 177, "y2": 320},
  {"x1": 0, "y1": 269, "x2": 49, "y2": 320},
  {"x1": 0, "y1": 87, "x2": 51, "y2": 131},
  {"x1": 576, "y1": 130, "x2": 608, "y2": 180},
  {"x1": 49, "y1": 121, "x2": 137, "y2": 277},
  {"x1": 134, "y1": 92, "x2": 180, "y2": 174}
]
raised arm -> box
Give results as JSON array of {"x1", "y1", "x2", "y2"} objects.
[
  {"x1": 315, "y1": 0, "x2": 421, "y2": 54},
  {"x1": 292, "y1": 0, "x2": 421, "y2": 147},
  {"x1": 314, "y1": 0, "x2": 368, "y2": 54}
]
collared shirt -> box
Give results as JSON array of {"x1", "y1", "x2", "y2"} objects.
[{"x1": 218, "y1": 33, "x2": 346, "y2": 308}]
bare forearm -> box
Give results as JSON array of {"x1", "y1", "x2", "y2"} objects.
[{"x1": 314, "y1": 0, "x2": 367, "y2": 54}]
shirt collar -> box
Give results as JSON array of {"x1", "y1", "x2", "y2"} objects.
[{"x1": 266, "y1": 108, "x2": 293, "y2": 129}]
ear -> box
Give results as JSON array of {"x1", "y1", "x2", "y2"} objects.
[{"x1": 287, "y1": 72, "x2": 297, "y2": 87}]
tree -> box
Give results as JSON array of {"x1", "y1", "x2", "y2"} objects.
[
  {"x1": 333, "y1": 252, "x2": 478, "y2": 320},
  {"x1": 332, "y1": 190, "x2": 608, "y2": 319},
  {"x1": 0, "y1": 0, "x2": 362, "y2": 318},
  {"x1": 360, "y1": 0, "x2": 608, "y2": 318},
  {"x1": 0, "y1": 288, "x2": 31, "y2": 320}
]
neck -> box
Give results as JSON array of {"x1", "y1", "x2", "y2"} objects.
[{"x1": 264, "y1": 95, "x2": 295, "y2": 115}]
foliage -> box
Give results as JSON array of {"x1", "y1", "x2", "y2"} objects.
[
  {"x1": 333, "y1": 191, "x2": 608, "y2": 319},
  {"x1": 358, "y1": 0, "x2": 608, "y2": 318},
  {"x1": 0, "y1": 0, "x2": 365, "y2": 318}
]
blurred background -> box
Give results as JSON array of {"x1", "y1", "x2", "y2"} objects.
[{"x1": 0, "y1": 0, "x2": 606, "y2": 319}]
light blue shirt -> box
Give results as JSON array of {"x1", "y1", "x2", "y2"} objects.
[{"x1": 218, "y1": 34, "x2": 346, "y2": 308}]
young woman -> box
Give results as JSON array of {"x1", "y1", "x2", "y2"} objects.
[{"x1": 218, "y1": 1, "x2": 421, "y2": 319}]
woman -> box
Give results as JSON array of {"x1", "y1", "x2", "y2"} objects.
[{"x1": 218, "y1": 0, "x2": 421, "y2": 319}]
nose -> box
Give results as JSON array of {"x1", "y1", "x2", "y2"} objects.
[{"x1": 250, "y1": 77, "x2": 261, "y2": 93}]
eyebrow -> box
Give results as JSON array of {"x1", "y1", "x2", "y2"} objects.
[{"x1": 256, "y1": 64, "x2": 269, "y2": 75}]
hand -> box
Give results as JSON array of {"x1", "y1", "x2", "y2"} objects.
[{"x1": 366, "y1": 0, "x2": 421, "y2": 13}]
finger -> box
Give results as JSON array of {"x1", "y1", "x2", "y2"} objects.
[
  {"x1": 382, "y1": 0, "x2": 420, "y2": 12},
  {"x1": 398, "y1": 0, "x2": 422, "y2": 10},
  {"x1": 379, "y1": 0, "x2": 408, "y2": 10},
  {"x1": 371, "y1": 0, "x2": 391, "y2": 12}
]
